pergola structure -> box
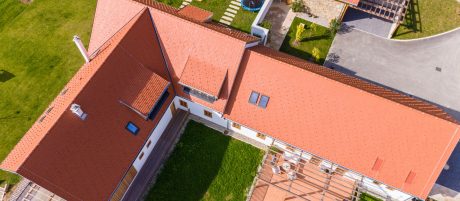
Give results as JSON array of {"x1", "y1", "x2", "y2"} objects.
[
  {"x1": 350, "y1": 0, "x2": 410, "y2": 22},
  {"x1": 249, "y1": 143, "x2": 398, "y2": 201}
]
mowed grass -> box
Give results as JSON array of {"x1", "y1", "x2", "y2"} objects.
[
  {"x1": 393, "y1": 0, "x2": 460, "y2": 39},
  {"x1": 279, "y1": 17, "x2": 334, "y2": 65},
  {"x1": 146, "y1": 121, "x2": 264, "y2": 201},
  {"x1": 155, "y1": 0, "x2": 258, "y2": 33},
  {"x1": 0, "y1": 0, "x2": 96, "y2": 184}
]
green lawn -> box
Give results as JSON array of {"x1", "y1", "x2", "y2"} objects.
[
  {"x1": 146, "y1": 121, "x2": 264, "y2": 201},
  {"x1": 359, "y1": 192, "x2": 383, "y2": 201},
  {"x1": 155, "y1": 0, "x2": 258, "y2": 33},
  {"x1": 0, "y1": 0, "x2": 96, "y2": 185},
  {"x1": 279, "y1": 17, "x2": 334, "y2": 65},
  {"x1": 393, "y1": 0, "x2": 460, "y2": 39}
]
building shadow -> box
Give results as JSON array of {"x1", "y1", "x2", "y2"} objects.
[
  {"x1": 393, "y1": 0, "x2": 422, "y2": 37},
  {"x1": 0, "y1": 70, "x2": 15, "y2": 82},
  {"x1": 145, "y1": 120, "x2": 231, "y2": 201}
]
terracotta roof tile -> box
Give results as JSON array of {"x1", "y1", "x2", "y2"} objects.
[
  {"x1": 179, "y1": 56, "x2": 227, "y2": 97},
  {"x1": 121, "y1": 63, "x2": 169, "y2": 116},
  {"x1": 225, "y1": 47, "x2": 460, "y2": 199},
  {"x1": 178, "y1": 5, "x2": 213, "y2": 22},
  {"x1": 132, "y1": 0, "x2": 259, "y2": 43},
  {"x1": 249, "y1": 46, "x2": 457, "y2": 124},
  {"x1": 1, "y1": 9, "x2": 175, "y2": 201}
]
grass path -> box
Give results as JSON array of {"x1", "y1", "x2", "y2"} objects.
[
  {"x1": 0, "y1": 0, "x2": 96, "y2": 184},
  {"x1": 146, "y1": 121, "x2": 264, "y2": 201},
  {"x1": 393, "y1": 0, "x2": 460, "y2": 39}
]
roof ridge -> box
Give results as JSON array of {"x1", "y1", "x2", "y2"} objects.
[
  {"x1": 131, "y1": 0, "x2": 260, "y2": 43},
  {"x1": 249, "y1": 45, "x2": 458, "y2": 124},
  {"x1": 0, "y1": 8, "x2": 150, "y2": 172}
]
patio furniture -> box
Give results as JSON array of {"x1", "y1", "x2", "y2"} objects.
[
  {"x1": 287, "y1": 171, "x2": 297, "y2": 180},
  {"x1": 272, "y1": 165, "x2": 281, "y2": 174},
  {"x1": 282, "y1": 162, "x2": 291, "y2": 171},
  {"x1": 283, "y1": 151, "x2": 300, "y2": 164}
]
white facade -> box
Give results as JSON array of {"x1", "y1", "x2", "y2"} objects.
[{"x1": 133, "y1": 101, "x2": 174, "y2": 171}]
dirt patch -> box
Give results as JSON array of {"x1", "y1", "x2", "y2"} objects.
[{"x1": 20, "y1": 0, "x2": 33, "y2": 4}]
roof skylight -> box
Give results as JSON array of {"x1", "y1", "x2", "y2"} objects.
[
  {"x1": 249, "y1": 91, "x2": 259, "y2": 104},
  {"x1": 258, "y1": 95, "x2": 269, "y2": 108}
]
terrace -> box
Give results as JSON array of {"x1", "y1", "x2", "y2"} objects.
[{"x1": 248, "y1": 142, "x2": 411, "y2": 201}]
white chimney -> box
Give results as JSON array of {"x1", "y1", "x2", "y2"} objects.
[
  {"x1": 73, "y1": 35, "x2": 90, "y2": 63},
  {"x1": 70, "y1": 103, "x2": 87, "y2": 120}
]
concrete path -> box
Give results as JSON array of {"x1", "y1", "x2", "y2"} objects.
[
  {"x1": 122, "y1": 110, "x2": 189, "y2": 201},
  {"x1": 325, "y1": 28, "x2": 460, "y2": 121},
  {"x1": 265, "y1": 2, "x2": 295, "y2": 50},
  {"x1": 219, "y1": 0, "x2": 242, "y2": 25}
]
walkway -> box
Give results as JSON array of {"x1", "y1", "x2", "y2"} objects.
[
  {"x1": 122, "y1": 110, "x2": 189, "y2": 201},
  {"x1": 325, "y1": 28, "x2": 460, "y2": 121},
  {"x1": 265, "y1": 2, "x2": 295, "y2": 50},
  {"x1": 219, "y1": 0, "x2": 242, "y2": 25}
]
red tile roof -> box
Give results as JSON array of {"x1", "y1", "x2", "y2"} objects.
[
  {"x1": 1, "y1": 9, "x2": 174, "y2": 201},
  {"x1": 225, "y1": 46, "x2": 460, "y2": 199},
  {"x1": 338, "y1": 0, "x2": 360, "y2": 5},
  {"x1": 178, "y1": 5, "x2": 213, "y2": 22},
  {"x1": 179, "y1": 56, "x2": 228, "y2": 97},
  {"x1": 121, "y1": 64, "x2": 169, "y2": 117}
]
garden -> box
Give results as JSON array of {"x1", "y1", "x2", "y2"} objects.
[
  {"x1": 146, "y1": 121, "x2": 264, "y2": 201},
  {"x1": 0, "y1": 0, "x2": 96, "y2": 185},
  {"x1": 393, "y1": 0, "x2": 460, "y2": 39},
  {"x1": 156, "y1": 0, "x2": 258, "y2": 33},
  {"x1": 279, "y1": 17, "x2": 338, "y2": 65}
]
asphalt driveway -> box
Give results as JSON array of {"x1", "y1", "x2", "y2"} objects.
[
  {"x1": 342, "y1": 8, "x2": 393, "y2": 38},
  {"x1": 325, "y1": 28, "x2": 460, "y2": 120}
]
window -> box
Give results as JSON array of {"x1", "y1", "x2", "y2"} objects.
[
  {"x1": 258, "y1": 95, "x2": 270, "y2": 108},
  {"x1": 179, "y1": 100, "x2": 188, "y2": 108},
  {"x1": 126, "y1": 122, "x2": 139, "y2": 135},
  {"x1": 148, "y1": 91, "x2": 170, "y2": 120},
  {"x1": 183, "y1": 86, "x2": 191, "y2": 94},
  {"x1": 183, "y1": 85, "x2": 216, "y2": 103},
  {"x1": 249, "y1": 91, "x2": 259, "y2": 104},
  {"x1": 146, "y1": 140, "x2": 152, "y2": 148},
  {"x1": 256, "y1": 133, "x2": 266, "y2": 140},
  {"x1": 138, "y1": 152, "x2": 144, "y2": 160},
  {"x1": 204, "y1": 110, "x2": 212, "y2": 118},
  {"x1": 232, "y1": 122, "x2": 241, "y2": 129}
]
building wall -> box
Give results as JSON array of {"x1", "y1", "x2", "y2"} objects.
[
  {"x1": 132, "y1": 101, "x2": 174, "y2": 171},
  {"x1": 174, "y1": 97, "x2": 227, "y2": 127},
  {"x1": 228, "y1": 121, "x2": 274, "y2": 145}
]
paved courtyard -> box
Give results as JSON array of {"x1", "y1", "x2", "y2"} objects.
[{"x1": 325, "y1": 28, "x2": 460, "y2": 121}]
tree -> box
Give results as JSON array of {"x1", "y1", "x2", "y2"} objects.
[
  {"x1": 312, "y1": 47, "x2": 321, "y2": 63},
  {"x1": 293, "y1": 23, "x2": 305, "y2": 46},
  {"x1": 329, "y1": 18, "x2": 341, "y2": 36},
  {"x1": 291, "y1": 0, "x2": 305, "y2": 12},
  {"x1": 309, "y1": 23, "x2": 317, "y2": 38}
]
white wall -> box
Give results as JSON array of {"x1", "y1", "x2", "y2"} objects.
[
  {"x1": 228, "y1": 121, "x2": 274, "y2": 145},
  {"x1": 174, "y1": 97, "x2": 227, "y2": 127},
  {"x1": 250, "y1": 0, "x2": 273, "y2": 45},
  {"x1": 133, "y1": 102, "x2": 173, "y2": 171}
]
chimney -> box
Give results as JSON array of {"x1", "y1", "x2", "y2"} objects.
[
  {"x1": 70, "y1": 103, "x2": 87, "y2": 120},
  {"x1": 73, "y1": 35, "x2": 90, "y2": 63}
]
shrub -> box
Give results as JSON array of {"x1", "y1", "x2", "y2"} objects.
[
  {"x1": 329, "y1": 18, "x2": 341, "y2": 36},
  {"x1": 291, "y1": 0, "x2": 304, "y2": 12},
  {"x1": 259, "y1": 20, "x2": 272, "y2": 30}
]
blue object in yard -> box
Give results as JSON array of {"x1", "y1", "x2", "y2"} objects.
[{"x1": 241, "y1": 0, "x2": 264, "y2": 11}]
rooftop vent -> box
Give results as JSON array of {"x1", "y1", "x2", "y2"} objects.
[
  {"x1": 405, "y1": 171, "x2": 416, "y2": 184},
  {"x1": 70, "y1": 103, "x2": 87, "y2": 120},
  {"x1": 372, "y1": 157, "x2": 384, "y2": 171}
]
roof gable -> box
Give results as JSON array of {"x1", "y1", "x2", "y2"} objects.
[
  {"x1": 225, "y1": 47, "x2": 460, "y2": 199},
  {"x1": 1, "y1": 9, "x2": 174, "y2": 201}
]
